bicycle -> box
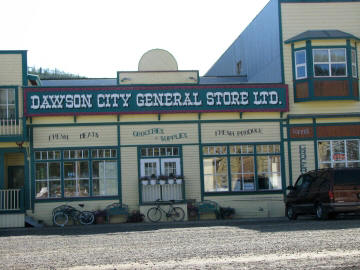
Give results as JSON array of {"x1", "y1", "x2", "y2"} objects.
[
  {"x1": 52, "y1": 204, "x2": 95, "y2": 227},
  {"x1": 147, "y1": 199, "x2": 185, "y2": 222}
]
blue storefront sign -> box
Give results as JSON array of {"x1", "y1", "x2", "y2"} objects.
[{"x1": 24, "y1": 84, "x2": 288, "y2": 116}]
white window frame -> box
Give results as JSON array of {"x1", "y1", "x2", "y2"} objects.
[
  {"x1": 140, "y1": 158, "x2": 160, "y2": 177},
  {"x1": 295, "y1": 50, "x2": 307, "y2": 79},
  {"x1": 313, "y1": 48, "x2": 347, "y2": 78},
  {"x1": 160, "y1": 158, "x2": 181, "y2": 176}
]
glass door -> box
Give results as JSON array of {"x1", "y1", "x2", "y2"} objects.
[
  {"x1": 161, "y1": 158, "x2": 181, "y2": 176},
  {"x1": 140, "y1": 158, "x2": 160, "y2": 177}
]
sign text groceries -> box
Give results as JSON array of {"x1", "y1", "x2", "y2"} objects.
[{"x1": 25, "y1": 86, "x2": 288, "y2": 115}]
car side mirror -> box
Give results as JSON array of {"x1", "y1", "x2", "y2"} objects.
[{"x1": 287, "y1": 185, "x2": 295, "y2": 191}]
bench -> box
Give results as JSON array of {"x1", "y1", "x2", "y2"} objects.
[
  {"x1": 194, "y1": 200, "x2": 220, "y2": 220},
  {"x1": 105, "y1": 203, "x2": 129, "y2": 223}
]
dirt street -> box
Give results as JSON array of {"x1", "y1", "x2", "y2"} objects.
[{"x1": 1, "y1": 217, "x2": 360, "y2": 269}]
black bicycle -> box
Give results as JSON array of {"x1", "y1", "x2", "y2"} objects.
[
  {"x1": 147, "y1": 199, "x2": 185, "y2": 222},
  {"x1": 52, "y1": 204, "x2": 95, "y2": 227}
]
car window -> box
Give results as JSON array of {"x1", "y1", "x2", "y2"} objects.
[
  {"x1": 295, "y1": 174, "x2": 312, "y2": 190},
  {"x1": 334, "y1": 170, "x2": 360, "y2": 185}
]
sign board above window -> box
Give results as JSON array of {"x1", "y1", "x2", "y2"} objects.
[{"x1": 24, "y1": 84, "x2": 288, "y2": 116}]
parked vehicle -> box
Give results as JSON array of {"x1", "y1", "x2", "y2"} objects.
[{"x1": 285, "y1": 168, "x2": 360, "y2": 220}]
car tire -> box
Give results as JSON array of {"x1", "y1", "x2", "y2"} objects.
[
  {"x1": 286, "y1": 205, "x2": 297, "y2": 220},
  {"x1": 315, "y1": 204, "x2": 328, "y2": 220}
]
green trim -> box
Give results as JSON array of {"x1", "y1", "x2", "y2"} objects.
[
  {"x1": 204, "y1": 190, "x2": 283, "y2": 196},
  {"x1": 0, "y1": 152, "x2": 4, "y2": 189},
  {"x1": 280, "y1": 119, "x2": 287, "y2": 197},
  {"x1": 313, "y1": 118, "x2": 319, "y2": 170},
  {"x1": 278, "y1": 0, "x2": 285, "y2": 83},
  {"x1": 35, "y1": 196, "x2": 120, "y2": 203},
  {"x1": 286, "y1": 118, "x2": 293, "y2": 186},
  {"x1": 22, "y1": 51, "x2": 28, "y2": 87},
  {"x1": 117, "y1": 124, "x2": 122, "y2": 204},
  {"x1": 198, "y1": 121, "x2": 204, "y2": 201},
  {"x1": 29, "y1": 118, "x2": 284, "y2": 128}
]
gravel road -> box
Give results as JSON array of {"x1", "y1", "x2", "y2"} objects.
[{"x1": 1, "y1": 217, "x2": 360, "y2": 269}]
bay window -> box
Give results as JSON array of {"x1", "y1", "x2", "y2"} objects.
[{"x1": 313, "y1": 48, "x2": 347, "y2": 77}]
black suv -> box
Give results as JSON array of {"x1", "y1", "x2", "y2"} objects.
[{"x1": 285, "y1": 168, "x2": 360, "y2": 220}]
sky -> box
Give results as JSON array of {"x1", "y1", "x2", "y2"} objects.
[{"x1": 1, "y1": 0, "x2": 270, "y2": 78}]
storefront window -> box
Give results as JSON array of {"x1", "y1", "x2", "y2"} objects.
[
  {"x1": 318, "y1": 140, "x2": 360, "y2": 168},
  {"x1": 203, "y1": 144, "x2": 282, "y2": 193},
  {"x1": 35, "y1": 159, "x2": 61, "y2": 199},
  {"x1": 34, "y1": 148, "x2": 118, "y2": 199}
]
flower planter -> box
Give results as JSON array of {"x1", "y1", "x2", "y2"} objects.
[
  {"x1": 159, "y1": 180, "x2": 166, "y2": 185},
  {"x1": 141, "y1": 180, "x2": 149, "y2": 185},
  {"x1": 176, "y1": 179, "x2": 183, "y2": 184},
  {"x1": 150, "y1": 179, "x2": 157, "y2": 185},
  {"x1": 168, "y1": 179, "x2": 175, "y2": 184}
]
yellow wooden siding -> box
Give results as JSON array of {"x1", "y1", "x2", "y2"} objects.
[
  {"x1": 119, "y1": 114, "x2": 158, "y2": 122},
  {"x1": 76, "y1": 115, "x2": 118, "y2": 123},
  {"x1": 201, "y1": 122, "x2": 280, "y2": 143},
  {"x1": 18, "y1": 87, "x2": 23, "y2": 116},
  {"x1": 242, "y1": 112, "x2": 280, "y2": 119},
  {"x1": 0, "y1": 214, "x2": 24, "y2": 228},
  {"x1": 311, "y1": 40, "x2": 346, "y2": 47},
  {"x1": 33, "y1": 126, "x2": 117, "y2": 148},
  {"x1": 316, "y1": 117, "x2": 360, "y2": 123},
  {"x1": 121, "y1": 147, "x2": 139, "y2": 210},
  {"x1": 26, "y1": 200, "x2": 118, "y2": 226},
  {"x1": 5, "y1": 153, "x2": 24, "y2": 166},
  {"x1": 289, "y1": 119, "x2": 313, "y2": 124},
  {"x1": 283, "y1": 127, "x2": 287, "y2": 139},
  {"x1": 0, "y1": 54, "x2": 23, "y2": 85},
  {"x1": 200, "y1": 112, "x2": 241, "y2": 120},
  {"x1": 204, "y1": 195, "x2": 284, "y2": 218},
  {"x1": 281, "y1": 3, "x2": 360, "y2": 42},
  {"x1": 120, "y1": 124, "x2": 198, "y2": 145},
  {"x1": 294, "y1": 41, "x2": 306, "y2": 49},
  {"x1": 290, "y1": 141, "x2": 315, "y2": 182},
  {"x1": 182, "y1": 145, "x2": 201, "y2": 202},
  {"x1": 159, "y1": 113, "x2": 198, "y2": 121},
  {"x1": 31, "y1": 116, "x2": 75, "y2": 124},
  {"x1": 281, "y1": 2, "x2": 360, "y2": 115}
]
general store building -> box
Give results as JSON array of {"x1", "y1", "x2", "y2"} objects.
[{"x1": 0, "y1": 0, "x2": 359, "y2": 227}]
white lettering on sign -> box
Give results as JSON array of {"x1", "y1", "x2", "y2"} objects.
[
  {"x1": 136, "y1": 92, "x2": 202, "y2": 107},
  {"x1": 206, "y1": 91, "x2": 248, "y2": 106}
]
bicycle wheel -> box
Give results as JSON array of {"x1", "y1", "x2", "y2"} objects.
[
  {"x1": 78, "y1": 211, "x2": 95, "y2": 225},
  {"x1": 170, "y1": 207, "x2": 185, "y2": 221},
  {"x1": 53, "y1": 212, "x2": 69, "y2": 227},
  {"x1": 147, "y1": 207, "x2": 162, "y2": 222}
]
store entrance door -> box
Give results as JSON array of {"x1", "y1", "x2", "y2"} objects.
[{"x1": 8, "y1": 166, "x2": 24, "y2": 189}]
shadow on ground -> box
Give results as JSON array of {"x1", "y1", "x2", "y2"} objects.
[{"x1": 1, "y1": 214, "x2": 360, "y2": 237}]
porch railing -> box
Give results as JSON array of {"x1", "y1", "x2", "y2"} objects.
[
  {"x1": 141, "y1": 182, "x2": 184, "y2": 203},
  {"x1": 0, "y1": 118, "x2": 23, "y2": 136},
  {"x1": 0, "y1": 189, "x2": 23, "y2": 211}
]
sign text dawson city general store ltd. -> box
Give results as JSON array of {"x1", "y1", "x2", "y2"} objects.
[{"x1": 24, "y1": 85, "x2": 288, "y2": 116}]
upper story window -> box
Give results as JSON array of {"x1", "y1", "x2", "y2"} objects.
[
  {"x1": 0, "y1": 88, "x2": 16, "y2": 119},
  {"x1": 295, "y1": 50, "x2": 307, "y2": 79},
  {"x1": 313, "y1": 48, "x2": 347, "y2": 77}
]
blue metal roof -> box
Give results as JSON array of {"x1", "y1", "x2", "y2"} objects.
[{"x1": 40, "y1": 78, "x2": 117, "y2": 87}]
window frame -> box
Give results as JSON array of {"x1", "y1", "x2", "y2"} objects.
[
  {"x1": 313, "y1": 48, "x2": 347, "y2": 78},
  {"x1": 0, "y1": 86, "x2": 17, "y2": 120},
  {"x1": 351, "y1": 49, "x2": 358, "y2": 78},
  {"x1": 294, "y1": 49, "x2": 307, "y2": 79},
  {"x1": 202, "y1": 144, "x2": 282, "y2": 194},
  {"x1": 318, "y1": 139, "x2": 360, "y2": 169},
  {"x1": 34, "y1": 147, "x2": 119, "y2": 200}
]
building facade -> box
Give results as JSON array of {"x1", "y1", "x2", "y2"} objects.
[{"x1": 0, "y1": 0, "x2": 359, "y2": 227}]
